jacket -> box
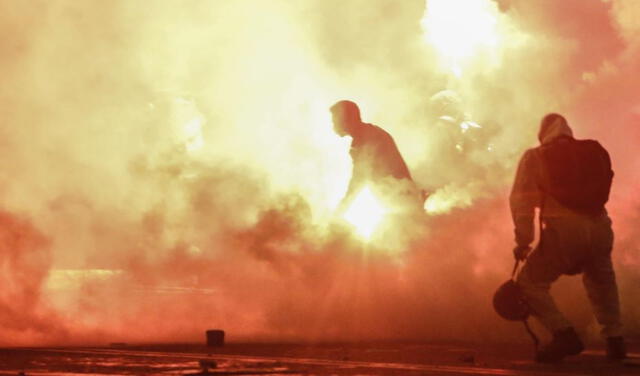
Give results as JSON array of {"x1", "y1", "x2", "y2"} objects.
[{"x1": 509, "y1": 118, "x2": 579, "y2": 247}]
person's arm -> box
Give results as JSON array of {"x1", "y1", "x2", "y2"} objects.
[
  {"x1": 336, "y1": 158, "x2": 367, "y2": 215},
  {"x1": 509, "y1": 149, "x2": 541, "y2": 256}
]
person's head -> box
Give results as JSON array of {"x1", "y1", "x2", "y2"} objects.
[
  {"x1": 538, "y1": 113, "x2": 573, "y2": 144},
  {"x1": 330, "y1": 100, "x2": 361, "y2": 136},
  {"x1": 428, "y1": 90, "x2": 463, "y2": 121}
]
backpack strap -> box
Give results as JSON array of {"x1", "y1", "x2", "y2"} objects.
[
  {"x1": 534, "y1": 147, "x2": 546, "y2": 251},
  {"x1": 513, "y1": 261, "x2": 540, "y2": 352},
  {"x1": 511, "y1": 259, "x2": 520, "y2": 280}
]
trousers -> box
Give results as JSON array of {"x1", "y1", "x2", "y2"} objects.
[{"x1": 516, "y1": 214, "x2": 622, "y2": 338}]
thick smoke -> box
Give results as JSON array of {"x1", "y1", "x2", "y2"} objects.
[{"x1": 0, "y1": 0, "x2": 638, "y2": 346}]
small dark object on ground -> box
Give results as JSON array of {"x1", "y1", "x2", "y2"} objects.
[
  {"x1": 459, "y1": 353, "x2": 475, "y2": 364},
  {"x1": 206, "y1": 329, "x2": 225, "y2": 347},
  {"x1": 199, "y1": 359, "x2": 218, "y2": 369}
]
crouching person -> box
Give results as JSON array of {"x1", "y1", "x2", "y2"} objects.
[{"x1": 509, "y1": 113, "x2": 626, "y2": 363}]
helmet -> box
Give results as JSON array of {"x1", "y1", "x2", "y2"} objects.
[{"x1": 493, "y1": 279, "x2": 529, "y2": 321}]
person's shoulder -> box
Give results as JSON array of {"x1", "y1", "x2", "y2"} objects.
[
  {"x1": 366, "y1": 123, "x2": 393, "y2": 139},
  {"x1": 576, "y1": 138, "x2": 606, "y2": 149},
  {"x1": 522, "y1": 146, "x2": 540, "y2": 157},
  {"x1": 365, "y1": 122, "x2": 383, "y2": 131},
  {"x1": 575, "y1": 139, "x2": 611, "y2": 161},
  {"x1": 518, "y1": 146, "x2": 541, "y2": 165}
]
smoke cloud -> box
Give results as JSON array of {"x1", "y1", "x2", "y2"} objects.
[{"x1": 0, "y1": 0, "x2": 638, "y2": 345}]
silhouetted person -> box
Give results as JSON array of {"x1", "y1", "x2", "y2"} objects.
[
  {"x1": 510, "y1": 113, "x2": 625, "y2": 362},
  {"x1": 418, "y1": 89, "x2": 498, "y2": 191},
  {"x1": 331, "y1": 100, "x2": 420, "y2": 214},
  {"x1": 428, "y1": 89, "x2": 485, "y2": 156}
]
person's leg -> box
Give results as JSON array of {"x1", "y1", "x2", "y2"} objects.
[
  {"x1": 582, "y1": 254, "x2": 622, "y2": 338},
  {"x1": 517, "y1": 260, "x2": 570, "y2": 332},
  {"x1": 582, "y1": 217, "x2": 625, "y2": 359},
  {"x1": 517, "y1": 221, "x2": 584, "y2": 362},
  {"x1": 517, "y1": 223, "x2": 571, "y2": 332}
]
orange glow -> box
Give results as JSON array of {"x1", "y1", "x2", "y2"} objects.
[
  {"x1": 343, "y1": 187, "x2": 387, "y2": 240},
  {"x1": 2, "y1": 0, "x2": 639, "y2": 347}
]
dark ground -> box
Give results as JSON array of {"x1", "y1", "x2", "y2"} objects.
[{"x1": 1, "y1": 340, "x2": 639, "y2": 375}]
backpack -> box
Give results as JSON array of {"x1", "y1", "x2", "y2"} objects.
[{"x1": 538, "y1": 136, "x2": 613, "y2": 216}]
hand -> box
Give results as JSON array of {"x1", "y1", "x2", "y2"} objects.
[{"x1": 513, "y1": 245, "x2": 531, "y2": 261}]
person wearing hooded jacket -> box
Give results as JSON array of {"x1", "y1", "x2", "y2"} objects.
[{"x1": 509, "y1": 113, "x2": 626, "y2": 363}]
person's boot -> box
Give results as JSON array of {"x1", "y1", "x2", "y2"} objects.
[
  {"x1": 606, "y1": 337, "x2": 626, "y2": 361},
  {"x1": 535, "y1": 327, "x2": 584, "y2": 363}
]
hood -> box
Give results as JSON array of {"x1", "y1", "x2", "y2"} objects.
[{"x1": 538, "y1": 113, "x2": 573, "y2": 144}]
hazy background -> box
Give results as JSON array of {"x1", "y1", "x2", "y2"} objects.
[{"x1": 0, "y1": 0, "x2": 638, "y2": 346}]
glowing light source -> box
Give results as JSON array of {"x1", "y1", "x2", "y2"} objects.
[
  {"x1": 343, "y1": 187, "x2": 387, "y2": 240},
  {"x1": 421, "y1": 0, "x2": 500, "y2": 76}
]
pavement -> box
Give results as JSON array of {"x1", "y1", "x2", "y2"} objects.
[{"x1": 0, "y1": 341, "x2": 638, "y2": 375}]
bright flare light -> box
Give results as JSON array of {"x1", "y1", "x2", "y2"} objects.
[
  {"x1": 343, "y1": 187, "x2": 387, "y2": 240},
  {"x1": 421, "y1": 0, "x2": 500, "y2": 76}
]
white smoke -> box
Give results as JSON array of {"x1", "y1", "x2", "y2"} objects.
[{"x1": 0, "y1": 0, "x2": 639, "y2": 345}]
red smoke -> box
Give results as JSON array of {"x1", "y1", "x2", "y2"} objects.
[{"x1": 1, "y1": 0, "x2": 639, "y2": 346}]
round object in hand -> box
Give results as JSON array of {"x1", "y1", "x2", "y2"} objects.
[{"x1": 493, "y1": 280, "x2": 529, "y2": 321}]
